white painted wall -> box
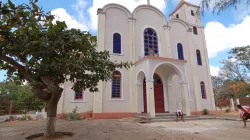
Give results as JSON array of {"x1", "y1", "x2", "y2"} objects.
[
  {"x1": 184, "y1": 5, "x2": 202, "y2": 26},
  {"x1": 57, "y1": 81, "x2": 94, "y2": 114},
  {"x1": 170, "y1": 3, "x2": 214, "y2": 111},
  {"x1": 102, "y1": 6, "x2": 131, "y2": 112}
]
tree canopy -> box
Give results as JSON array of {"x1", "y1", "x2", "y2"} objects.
[
  {"x1": 0, "y1": 0, "x2": 132, "y2": 137},
  {"x1": 0, "y1": 0, "x2": 132, "y2": 96},
  {"x1": 212, "y1": 45, "x2": 250, "y2": 109},
  {"x1": 200, "y1": 0, "x2": 250, "y2": 14}
]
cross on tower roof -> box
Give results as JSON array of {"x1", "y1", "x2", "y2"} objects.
[{"x1": 147, "y1": 0, "x2": 167, "y2": 5}]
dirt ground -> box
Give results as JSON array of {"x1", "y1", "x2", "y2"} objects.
[{"x1": 0, "y1": 118, "x2": 250, "y2": 140}]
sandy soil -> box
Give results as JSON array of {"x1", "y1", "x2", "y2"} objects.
[
  {"x1": 146, "y1": 120, "x2": 250, "y2": 140},
  {"x1": 0, "y1": 119, "x2": 249, "y2": 140}
]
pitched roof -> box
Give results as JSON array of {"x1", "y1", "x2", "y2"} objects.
[{"x1": 169, "y1": 0, "x2": 200, "y2": 16}]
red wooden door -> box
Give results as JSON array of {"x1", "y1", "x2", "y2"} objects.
[
  {"x1": 143, "y1": 83, "x2": 164, "y2": 113},
  {"x1": 154, "y1": 84, "x2": 164, "y2": 112}
]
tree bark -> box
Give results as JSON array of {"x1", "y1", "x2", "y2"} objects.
[
  {"x1": 44, "y1": 94, "x2": 61, "y2": 137},
  {"x1": 30, "y1": 77, "x2": 63, "y2": 137}
]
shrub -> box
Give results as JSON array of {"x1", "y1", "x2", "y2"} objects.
[
  {"x1": 225, "y1": 108, "x2": 230, "y2": 113},
  {"x1": 20, "y1": 114, "x2": 32, "y2": 121},
  {"x1": 67, "y1": 106, "x2": 80, "y2": 120},
  {"x1": 202, "y1": 109, "x2": 209, "y2": 115}
]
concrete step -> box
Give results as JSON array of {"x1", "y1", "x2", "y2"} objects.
[
  {"x1": 134, "y1": 113, "x2": 217, "y2": 123},
  {"x1": 154, "y1": 115, "x2": 199, "y2": 119},
  {"x1": 135, "y1": 113, "x2": 188, "y2": 118},
  {"x1": 150, "y1": 117, "x2": 215, "y2": 122},
  {"x1": 136, "y1": 115, "x2": 199, "y2": 119},
  {"x1": 155, "y1": 113, "x2": 176, "y2": 116}
]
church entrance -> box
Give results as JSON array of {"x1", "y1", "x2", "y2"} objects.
[{"x1": 143, "y1": 73, "x2": 165, "y2": 113}]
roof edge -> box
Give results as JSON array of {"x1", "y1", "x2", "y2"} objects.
[{"x1": 169, "y1": 0, "x2": 200, "y2": 16}]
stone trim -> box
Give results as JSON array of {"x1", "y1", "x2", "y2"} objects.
[
  {"x1": 135, "y1": 56, "x2": 187, "y2": 65},
  {"x1": 92, "y1": 112, "x2": 136, "y2": 119}
]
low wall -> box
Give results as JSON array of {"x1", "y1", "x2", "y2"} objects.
[
  {"x1": 57, "y1": 112, "x2": 93, "y2": 119},
  {"x1": 92, "y1": 112, "x2": 136, "y2": 119},
  {"x1": 0, "y1": 112, "x2": 47, "y2": 121},
  {"x1": 57, "y1": 112, "x2": 136, "y2": 119}
]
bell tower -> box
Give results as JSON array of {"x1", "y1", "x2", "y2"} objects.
[{"x1": 169, "y1": 0, "x2": 202, "y2": 26}]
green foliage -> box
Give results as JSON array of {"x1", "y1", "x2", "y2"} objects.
[
  {"x1": 219, "y1": 59, "x2": 248, "y2": 81},
  {"x1": 202, "y1": 109, "x2": 209, "y2": 115},
  {"x1": 20, "y1": 114, "x2": 32, "y2": 120},
  {"x1": 0, "y1": 81, "x2": 46, "y2": 112},
  {"x1": 230, "y1": 45, "x2": 250, "y2": 72},
  {"x1": 212, "y1": 45, "x2": 250, "y2": 105},
  {"x1": 67, "y1": 106, "x2": 80, "y2": 120},
  {"x1": 200, "y1": 0, "x2": 250, "y2": 14},
  {"x1": 225, "y1": 108, "x2": 230, "y2": 113}
]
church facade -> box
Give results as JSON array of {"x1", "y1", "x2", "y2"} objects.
[{"x1": 57, "y1": 1, "x2": 216, "y2": 119}]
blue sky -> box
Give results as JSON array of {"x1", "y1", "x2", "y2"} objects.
[{"x1": 1, "y1": 0, "x2": 250, "y2": 81}]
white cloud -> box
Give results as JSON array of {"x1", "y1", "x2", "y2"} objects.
[
  {"x1": 51, "y1": 8, "x2": 88, "y2": 31},
  {"x1": 88, "y1": 0, "x2": 167, "y2": 31},
  {"x1": 210, "y1": 65, "x2": 220, "y2": 76},
  {"x1": 205, "y1": 15, "x2": 250, "y2": 58},
  {"x1": 50, "y1": 0, "x2": 168, "y2": 32},
  {"x1": 72, "y1": 0, "x2": 88, "y2": 23}
]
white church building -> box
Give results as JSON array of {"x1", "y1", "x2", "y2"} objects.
[{"x1": 57, "y1": 0, "x2": 216, "y2": 119}]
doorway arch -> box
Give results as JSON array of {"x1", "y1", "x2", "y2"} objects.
[{"x1": 143, "y1": 73, "x2": 165, "y2": 113}]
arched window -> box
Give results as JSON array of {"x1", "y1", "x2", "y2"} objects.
[
  {"x1": 75, "y1": 90, "x2": 84, "y2": 100},
  {"x1": 112, "y1": 71, "x2": 122, "y2": 98},
  {"x1": 177, "y1": 43, "x2": 184, "y2": 60},
  {"x1": 74, "y1": 80, "x2": 84, "y2": 100},
  {"x1": 200, "y1": 81, "x2": 206, "y2": 99},
  {"x1": 113, "y1": 33, "x2": 121, "y2": 54},
  {"x1": 191, "y1": 10, "x2": 194, "y2": 16},
  {"x1": 196, "y1": 50, "x2": 202, "y2": 65},
  {"x1": 176, "y1": 14, "x2": 179, "y2": 18},
  {"x1": 193, "y1": 27, "x2": 198, "y2": 35},
  {"x1": 144, "y1": 28, "x2": 159, "y2": 56}
]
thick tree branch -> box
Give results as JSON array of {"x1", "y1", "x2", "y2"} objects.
[
  {"x1": 1, "y1": 54, "x2": 35, "y2": 82},
  {"x1": 1, "y1": 54, "x2": 26, "y2": 72}
]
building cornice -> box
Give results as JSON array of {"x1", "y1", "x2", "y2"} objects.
[
  {"x1": 97, "y1": 8, "x2": 105, "y2": 15},
  {"x1": 128, "y1": 17, "x2": 136, "y2": 22},
  {"x1": 135, "y1": 56, "x2": 187, "y2": 65}
]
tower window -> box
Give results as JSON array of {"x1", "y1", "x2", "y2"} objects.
[
  {"x1": 196, "y1": 50, "x2": 202, "y2": 65},
  {"x1": 176, "y1": 14, "x2": 179, "y2": 18},
  {"x1": 193, "y1": 27, "x2": 198, "y2": 35},
  {"x1": 200, "y1": 81, "x2": 206, "y2": 99},
  {"x1": 191, "y1": 10, "x2": 194, "y2": 16}
]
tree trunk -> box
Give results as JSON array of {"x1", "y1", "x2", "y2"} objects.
[
  {"x1": 31, "y1": 77, "x2": 63, "y2": 137},
  {"x1": 44, "y1": 95, "x2": 60, "y2": 137}
]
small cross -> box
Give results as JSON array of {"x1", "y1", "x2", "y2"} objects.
[
  {"x1": 147, "y1": 0, "x2": 150, "y2": 5},
  {"x1": 147, "y1": 0, "x2": 166, "y2": 5}
]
